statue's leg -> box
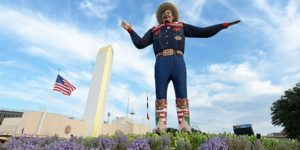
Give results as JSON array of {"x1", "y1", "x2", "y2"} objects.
[
  {"x1": 176, "y1": 98, "x2": 191, "y2": 132},
  {"x1": 155, "y1": 99, "x2": 167, "y2": 134},
  {"x1": 154, "y1": 57, "x2": 171, "y2": 134},
  {"x1": 172, "y1": 55, "x2": 191, "y2": 132}
]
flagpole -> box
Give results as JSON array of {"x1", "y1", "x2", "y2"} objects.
[
  {"x1": 147, "y1": 91, "x2": 152, "y2": 132},
  {"x1": 36, "y1": 71, "x2": 58, "y2": 136},
  {"x1": 36, "y1": 92, "x2": 54, "y2": 135},
  {"x1": 36, "y1": 108, "x2": 47, "y2": 136},
  {"x1": 146, "y1": 90, "x2": 149, "y2": 120}
]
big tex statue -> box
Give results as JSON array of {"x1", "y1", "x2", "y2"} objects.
[{"x1": 121, "y1": 2, "x2": 240, "y2": 134}]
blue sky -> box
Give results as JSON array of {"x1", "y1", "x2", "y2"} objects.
[{"x1": 1, "y1": 0, "x2": 300, "y2": 135}]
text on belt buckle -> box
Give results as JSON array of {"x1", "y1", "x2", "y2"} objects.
[{"x1": 162, "y1": 49, "x2": 174, "y2": 56}]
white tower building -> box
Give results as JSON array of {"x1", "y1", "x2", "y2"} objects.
[{"x1": 84, "y1": 45, "x2": 113, "y2": 137}]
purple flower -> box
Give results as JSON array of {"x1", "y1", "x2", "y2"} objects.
[
  {"x1": 198, "y1": 138, "x2": 228, "y2": 150},
  {"x1": 127, "y1": 138, "x2": 151, "y2": 150},
  {"x1": 115, "y1": 133, "x2": 129, "y2": 149},
  {"x1": 98, "y1": 137, "x2": 117, "y2": 149},
  {"x1": 177, "y1": 138, "x2": 191, "y2": 150},
  {"x1": 44, "y1": 140, "x2": 84, "y2": 150},
  {"x1": 158, "y1": 135, "x2": 171, "y2": 150},
  {"x1": 3, "y1": 136, "x2": 42, "y2": 149}
]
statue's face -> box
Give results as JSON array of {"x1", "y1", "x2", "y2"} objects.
[{"x1": 162, "y1": 10, "x2": 174, "y2": 23}]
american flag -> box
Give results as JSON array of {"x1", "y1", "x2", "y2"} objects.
[{"x1": 53, "y1": 74, "x2": 76, "y2": 95}]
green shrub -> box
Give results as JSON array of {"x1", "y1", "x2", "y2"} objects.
[
  {"x1": 176, "y1": 137, "x2": 191, "y2": 150},
  {"x1": 158, "y1": 135, "x2": 171, "y2": 150},
  {"x1": 226, "y1": 136, "x2": 251, "y2": 150},
  {"x1": 262, "y1": 137, "x2": 279, "y2": 150},
  {"x1": 274, "y1": 139, "x2": 300, "y2": 150},
  {"x1": 83, "y1": 136, "x2": 98, "y2": 149},
  {"x1": 188, "y1": 132, "x2": 208, "y2": 149},
  {"x1": 252, "y1": 140, "x2": 265, "y2": 150}
]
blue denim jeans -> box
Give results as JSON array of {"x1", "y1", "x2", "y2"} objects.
[{"x1": 155, "y1": 55, "x2": 187, "y2": 99}]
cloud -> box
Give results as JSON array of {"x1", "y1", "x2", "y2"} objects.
[
  {"x1": 218, "y1": 0, "x2": 300, "y2": 86},
  {"x1": 189, "y1": 63, "x2": 282, "y2": 102},
  {"x1": 79, "y1": 0, "x2": 118, "y2": 19},
  {"x1": 0, "y1": 5, "x2": 155, "y2": 87},
  {"x1": 0, "y1": 6, "x2": 103, "y2": 63},
  {"x1": 170, "y1": 0, "x2": 207, "y2": 24},
  {"x1": 249, "y1": 0, "x2": 300, "y2": 88},
  {"x1": 0, "y1": 60, "x2": 17, "y2": 66}
]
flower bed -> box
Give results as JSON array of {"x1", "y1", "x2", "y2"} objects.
[{"x1": 0, "y1": 132, "x2": 299, "y2": 150}]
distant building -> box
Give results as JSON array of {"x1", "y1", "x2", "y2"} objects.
[
  {"x1": 0, "y1": 111, "x2": 150, "y2": 137},
  {"x1": 266, "y1": 132, "x2": 286, "y2": 139},
  {"x1": 0, "y1": 111, "x2": 86, "y2": 138},
  {"x1": 101, "y1": 117, "x2": 150, "y2": 135},
  {"x1": 233, "y1": 124, "x2": 254, "y2": 136},
  {"x1": 0, "y1": 110, "x2": 23, "y2": 126}
]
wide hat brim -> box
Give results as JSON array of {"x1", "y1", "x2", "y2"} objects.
[{"x1": 156, "y1": 2, "x2": 179, "y2": 24}]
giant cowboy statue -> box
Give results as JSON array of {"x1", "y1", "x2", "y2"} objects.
[{"x1": 121, "y1": 2, "x2": 240, "y2": 134}]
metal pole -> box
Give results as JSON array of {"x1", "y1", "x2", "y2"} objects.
[{"x1": 36, "y1": 72, "x2": 58, "y2": 136}]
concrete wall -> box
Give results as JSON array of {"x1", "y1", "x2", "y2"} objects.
[
  {"x1": 101, "y1": 123, "x2": 150, "y2": 135},
  {"x1": 133, "y1": 124, "x2": 150, "y2": 134},
  {"x1": 55, "y1": 116, "x2": 86, "y2": 138},
  {"x1": 0, "y1": 112, "x2": 150, "y2": 137},
  {"x1": 20, "y1": 112, "x2": 44, "y2": 135},
  {"x1": 101, "y1": 123, "x2": 133, "y2": 135},
  {"x1": 0, "y1": 118, "x2": 20, "y2": 134},
  {"x1": 0, "y1": 111, "x2": 86, "y2": 138},
  {"x1": 100, "y1": 117, "x2": 150, "y2": 135}
]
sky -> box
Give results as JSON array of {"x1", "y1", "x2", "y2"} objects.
[{"x1": 0, "y1": 0, "x2": 300, "y2": 135}]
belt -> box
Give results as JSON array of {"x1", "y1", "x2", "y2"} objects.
[{"x1": 156, "y1": 49, "x2": 183, "y2": 57}]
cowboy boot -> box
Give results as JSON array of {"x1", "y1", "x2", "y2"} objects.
[
  {"x1": 154, "y1": 99, "x2": 167, "y2": 134},
  {"x1": 176, "y1": 98, "x2": 191, "y2": 133}
]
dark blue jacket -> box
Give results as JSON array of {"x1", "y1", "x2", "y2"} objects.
[{"x1": 128, "y1": 22, "x2": 228, "y2": 55}]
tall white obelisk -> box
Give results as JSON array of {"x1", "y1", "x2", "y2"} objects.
[{"x1": 84, "y1": 45, "x2": 113, "y2": 137}]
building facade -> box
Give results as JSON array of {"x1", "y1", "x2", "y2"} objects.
[
  {"x1": 0, "y1": 110, "x2": 23, "y2": 126},
  {"x1": 0, "y1": 111, "x2": 86, "y2": 138},
  {"x1": 101, "y1": 117, "x2": 150, "y2": 135}
]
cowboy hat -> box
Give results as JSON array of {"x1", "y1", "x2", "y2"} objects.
[{"x1": 156, "y1": 2, "x2": 179, "y2": 24}]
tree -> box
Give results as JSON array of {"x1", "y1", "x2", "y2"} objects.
[{"x1": 271, "y1": 83, "x2": 300, "y2": 138}]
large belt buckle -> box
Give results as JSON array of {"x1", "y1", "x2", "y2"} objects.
[{"x1": 163, "y1": 49, "x2": 174, "y2": 56}]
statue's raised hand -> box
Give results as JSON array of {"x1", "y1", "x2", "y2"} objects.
[
  {"x1": 121, "y1": 21, "x2": 132, "y2": 31},
  {"x1": 228, "y1": 20, "x2": 241, "y2": 26}
]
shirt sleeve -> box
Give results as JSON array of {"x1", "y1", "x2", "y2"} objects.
[
  {"x1": 128, "y1": 29, "x2": 153, "y2": 49},
  {"x1": 183, "y1": 23, "x2": 227, "y2": 38}
]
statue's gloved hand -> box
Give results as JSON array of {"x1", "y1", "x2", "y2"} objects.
[
  {"x1": 228, "y1": 20, "x2": 241, "y2": 26},
  {"x1": 121, "y1": 21, "x2": 132, "y2": 31}
]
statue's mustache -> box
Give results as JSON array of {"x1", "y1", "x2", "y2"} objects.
[{"x1": 163, "y1": 15, "x2": 171, "y2": 19}]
